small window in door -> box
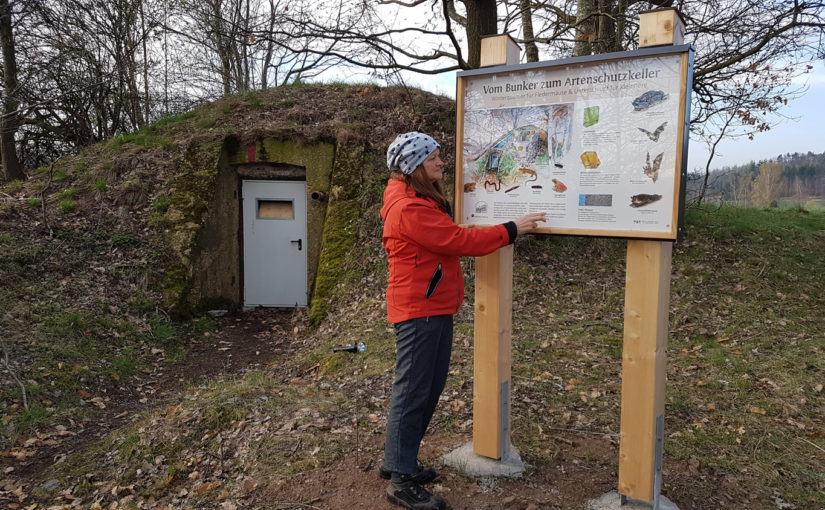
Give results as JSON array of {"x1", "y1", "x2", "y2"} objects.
[{"x1": 257, "y1": 199, "x2": 293, "y2": 219}]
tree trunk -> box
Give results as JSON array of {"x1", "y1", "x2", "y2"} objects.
[
  {"x1": 594, "y1": 0, "x2": 616, "y2": 54},
  {"x1": 463, "y1": 0, "x2": 497, "y2": 68},
  {"x1": 139, "y1": 0, "x2": 151, "y2": 124},
  {"x1": 519, "y1": 0, "x2": 539, "y2": 62},
  {"x1": 614, "y1": 0, "x2": 627, "y2": 52},
  {"x1": 243, "y1": 0, "x2": 250, "y2": 92},
  {"x1": 0, "y1": 0, "x2": 23, "y2": 181},
  {"x1": 573, "y1": 0, "x2": 596, "y2": 57},
  {"x1": 212, "y1": 0, "x2": 233, "y2": 94},
  {"x1": 261, "y1": 0, "x2": 278, "y2": 89}
]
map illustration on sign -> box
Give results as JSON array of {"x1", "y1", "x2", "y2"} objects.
[
  {"x1": 463, "y1": 105, "x2": 573, "y2": 195},
  {"x1": 457, "y1": 50, "x2": 691, "y2": 239}
]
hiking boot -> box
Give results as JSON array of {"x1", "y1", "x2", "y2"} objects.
[
  {"x1": 386, "y1": 478, "x2": 447, "y2": 510},
  {"x1": 378, "y1": 462, "x2": 437, "y2": 484}
]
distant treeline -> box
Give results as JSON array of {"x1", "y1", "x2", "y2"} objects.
[{"x1": 687, "y1": 151, "x2": 825, "y2": 205}]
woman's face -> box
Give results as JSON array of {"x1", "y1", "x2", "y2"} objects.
[{"x1": 421, "y1": 149, "x2": 444, "y2": 181}]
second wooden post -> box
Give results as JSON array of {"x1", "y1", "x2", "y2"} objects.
[
  {"x1": 472, "y1": 34, "x2": 520, "y2": 460},
  {"x1": 618, "y1": 8, "x2": 685, "y2": 504}
]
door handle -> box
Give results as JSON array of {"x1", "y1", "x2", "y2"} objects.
[{"x1": 290, "y1": 239, "x2": 302, "y2": 251}]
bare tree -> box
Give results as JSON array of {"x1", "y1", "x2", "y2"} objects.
[
  {"x1": 256, "y1": 0, "x2": 823, "y2": 184},
  {"x1": 517, "y1": 0, "x2": 540, "y2": 61},
  {"x1": 752, "y1": 161, "x2": 784, "y2": 207},
  {"x1": 1, "y1": 0, "x2": 822, "y2": 182},
  {"x1": 14, "y1": 0, "x2": 161, "y2": 148},
  {"x1": 0, "y1": 0, "x2": 23, "y2": 180}
]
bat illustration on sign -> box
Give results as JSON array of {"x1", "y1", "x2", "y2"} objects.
[
  {"x1": 643, "y1": 152, "x2": 664, "y2": 182},
  {"x1": 638, "y1": 121, "x2": 667, "y2": 142}
]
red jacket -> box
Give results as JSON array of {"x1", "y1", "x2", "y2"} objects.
[{"x1": 380, "y1": 178, "x2": 514, "y2": 323}]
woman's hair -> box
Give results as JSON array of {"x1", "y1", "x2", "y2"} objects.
[{"x1": 390, "y1": 168, "x2": 449, "y2": 207}]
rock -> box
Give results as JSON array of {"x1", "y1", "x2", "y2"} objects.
[{"x1": 41, "y1": 479, "x2": 61, "y2": 490}]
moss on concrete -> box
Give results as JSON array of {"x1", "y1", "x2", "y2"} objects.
[
  {"x1": 309, "y1": 200, "x2": 360, "y2": 325},
  {"x1": 309, "y1": 143, "x2": 366, "y2": 325},
  {"x1": 160, "y1": 141, "x2": 223, "y2": 314},
  {"x1": 328, "y1": 145, "x2": 364, "y2": 201}
]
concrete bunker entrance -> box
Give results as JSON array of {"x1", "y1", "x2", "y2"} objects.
[{"x1": 188, "y1": 139, "x2": 336, "y2": 311}]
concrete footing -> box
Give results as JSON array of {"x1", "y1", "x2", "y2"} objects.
[
  {"x1": 586, "y1": 490, "x2": 680, "y2": 510},
  {"x1": 442, "y1": 442, "x2": 528, "y2": 478}
]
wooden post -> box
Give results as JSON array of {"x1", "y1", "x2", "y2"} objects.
[
  {"x1": 617, "y1": 8, "x2": 682, "y2": 503},
  {"x1": 639, "y1": 8, "x2": 686, "y2": 47},
  {"x1": 472, "y1": 34, "x2": 520, "y2": 460},
  {"x1": 473, "y1": 245, "x2": 513, "y2": 459},
  {"x1": 480, "y1": 34, "x2": 521, "y2": 68},
  {"x1": 618, "y1": 240, "x2": 672, "y2": 501}
]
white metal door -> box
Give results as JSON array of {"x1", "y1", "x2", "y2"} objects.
[{"x1": 242, "y1": 180, "x2": 307, "y2": 307}]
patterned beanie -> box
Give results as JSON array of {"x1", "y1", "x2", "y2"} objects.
[{"x1": 386, "y1": 132, "x2": 440, "y2": 175}]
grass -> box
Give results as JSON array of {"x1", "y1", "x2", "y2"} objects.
[
  {"x1": 112, "y1": 349, "x2": 140, "y2": 378},
  {"x1": 660, "y1": 205, "x2": 825, "y2": 505},
  {"x1": 108, "y1": 132, "x2": 173, "y2": 150},
  {"x1": 58, "y1": 199, "x2": 75, "y2": 212},
  {"x1": 334, "y1": 204, "x2": 823, "y2": 506},
  {"x1": 43, "y1": 367, "x2": 354, "y2": 492},
  {"x1": 0, "y1": 220, "x2": 208, "y2": 448},
  {"x1": 2, "y1": 179, "x2": 23, "y2": 193},
  {"x1": 151, "y1": 111, "x2": 197, "y2": 129},
  {"x1": 2, "y1": 190, "x2": 823, "y2": 508},
  {"x1": 152, "y1": 192, "x2": 171, "y2": 212},
  {"x1": 58, "y1": 187, "x2": 78, "y2": 199}
]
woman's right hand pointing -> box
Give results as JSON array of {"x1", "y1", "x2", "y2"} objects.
[{"x1": 513, "y1": 212, "x2": 547, "y2": 234}]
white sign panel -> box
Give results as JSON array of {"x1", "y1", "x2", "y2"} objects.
[{"x1": 457, "y1": 49, "x2": 691, "y2": 239}]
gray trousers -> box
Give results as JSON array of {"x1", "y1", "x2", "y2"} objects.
[{"x1": 383, "y1": 314, "x2": 454, "y2": 475}]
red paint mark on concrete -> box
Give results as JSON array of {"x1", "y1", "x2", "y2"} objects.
[{"x1": 246, "y1": 143, "x2": 256, "y2": 162}]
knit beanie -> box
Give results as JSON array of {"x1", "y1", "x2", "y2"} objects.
[{"x1": 386, "y1": 132, "x2": 440, "y2": 175}]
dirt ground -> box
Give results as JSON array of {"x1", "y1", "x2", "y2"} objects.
[{"x1": 2, "y1": 308, "x2": 748, "y2": 510}]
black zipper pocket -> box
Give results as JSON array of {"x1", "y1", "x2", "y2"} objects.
[{"x1": 425, "y1": 263, "x2": 443, "y2": 299}]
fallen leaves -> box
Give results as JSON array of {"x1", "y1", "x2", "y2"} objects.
[
  {"x1": 565, "y1": 378, "x2": 582, "y2": 391},
  {"x1": 2, "y1": 448, "x2": 36, "y2": 461},
  {"x1": 197, "y1": 481, "x2": 221, "y2": 495}
]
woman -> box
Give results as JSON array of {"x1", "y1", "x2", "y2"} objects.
[{"x1": 379, "y1": 132, "x2": 546, "y2": 510}]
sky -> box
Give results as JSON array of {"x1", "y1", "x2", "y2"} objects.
[{"x1": 397, "y1": 61, "x2": 825, "y2": 172}]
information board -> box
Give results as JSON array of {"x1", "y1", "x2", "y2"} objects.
[{"x1": 455, "y1": 46, "x2": 693, "y2": 240}]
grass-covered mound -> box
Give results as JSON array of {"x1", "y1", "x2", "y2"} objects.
[
  {"x1": 1, "y1": 82, "x2": 824, "y2": 508},
  {"x1": 0, "y1": 83, "x2": 454, "y2": 447}
]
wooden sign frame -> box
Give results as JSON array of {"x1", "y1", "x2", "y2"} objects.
[{"x1": 455, "y1": 45, "x2": 694, "y2": 241}]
